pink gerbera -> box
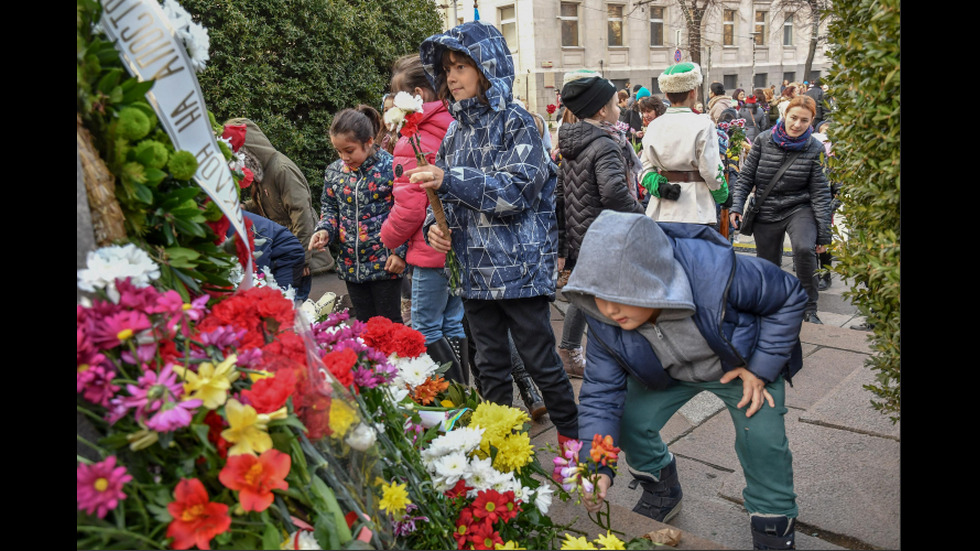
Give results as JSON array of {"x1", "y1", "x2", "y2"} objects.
[
  {"x1": 77, "y1": 456, "x2": 132, "y2": 519},
  {"x1": 90, "y1": 310, "x2": 152, "y2": 350}
]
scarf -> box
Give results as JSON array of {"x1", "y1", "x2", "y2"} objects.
[{"x1": 771, "y1": 119, "x2": 813, "y2": 151}]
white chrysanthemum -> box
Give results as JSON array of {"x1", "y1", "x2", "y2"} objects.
[
  {"x1": 464, "y1": 456, "x2": 500, "y2": 494},
  {"x1": 431, "y1": 451, "x2": 470, "y2": 489},
  {"x1": 77, "y1": 244, "x2": 161, "y2": 300},
  {"x1": 160, "y1": 0, "x2": 193, "y2": 29},
  {"x1": 345, "y1": 423, "x2": 377, "y2": 451},
  {"x1": 533, "y1": 484, "x2": 554, "y2": 515},
  {"x1": 392, "y1": 91, "x2": 424, "y2": 113},
  {"x1": 393, "y1": 354, "x2": 438, "y2": 388},
  {"x1": 489, "y1": 471, "x2": 518, "y2": 494},
  {"x1": 423, "y1": 426, "x2": 484, "y2": 463},
  {"x1": 182, "y1": 23, "x2": 210, "y2": 72}
]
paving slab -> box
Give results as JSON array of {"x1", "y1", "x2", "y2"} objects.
[
  {"x1": 801, "y1": 364, "x2": 900, "y2": 441},
  {"x1": 717, "y1": 419, "x2": 900, "y2": 550},
  {"x1": 799, "y1": 323, "x2": 874, "y2": 354},
  {"x1": 788, "y1": 347, "x2": 868, "y2": 410}
]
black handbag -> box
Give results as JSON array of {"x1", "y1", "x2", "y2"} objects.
[{"x1": 739, "y1": 139, "x2": 808, "y2": 236}]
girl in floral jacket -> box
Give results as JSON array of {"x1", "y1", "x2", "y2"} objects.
[{"x1": 310, "y1": 106, "x2": 408, "y2": 323}]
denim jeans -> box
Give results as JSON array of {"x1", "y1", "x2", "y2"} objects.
[
  {"x1": 620, "y1": 375, "x2": 797, "y2": 517},
  {"x1": 411, "y1": 267, "x2": 465, "y2": 344}
]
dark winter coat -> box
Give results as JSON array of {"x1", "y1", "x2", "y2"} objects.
[
  {"x1": 315, "y1": 149, "x2": 408, "y2": 283},
  {"x1": 738, "y1": 103, "x2": 769, "y2": 142},
  {"x1": 562, "y1": 212, "x2": 806, "y2": 473},
  {"x1": 556, "y1": 121, "x2": 643, "y2": 263},
  {"x1": 731, "y1": 130, "x2": 833, "y2": 245},
  {"x1": 420, "y1": 21, "x2": 559, "y2": 300}
]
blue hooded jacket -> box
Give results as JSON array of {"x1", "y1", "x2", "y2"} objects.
[
  {"x1": 562, "y1": 212, "x2": 806, "y2": 475},
  {"x1": 420, "y1": 22, "x2": 559, "y2": 300}
]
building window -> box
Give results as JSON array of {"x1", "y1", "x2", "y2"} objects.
[
  {"x1": 608, "y1": 4, "x2": 625, "y2": 47},
  {"x1": 560, "y1": 2, "x2": 580, "y2": 47},
  {"x1": 650, "y1": 78, "x2": 661, "y2": 95},
  {"x1": 498, "y1": 5, "x2": 517, "y2": 51},
  {"x1": 783, "y1": 17, "x2": 793, "y2": 46},
  {"x1": 754, "y1": 73, "x2": 767, "y2": 89},
  {"x1": 723, "y1": 74, "x2": 737, "y2": 90},
  {"x1": 650, "y1": 6, "x2": 665, "y2": 46},
  {"x1": 783, "y1": 72, "x2": 796, "y2": 84},
  {"x1": 754, "y1": 10, "x2": 767, "y2": 46},
  {"x1": 723, "y1": 10, "x2": 736, "y2": 46}
]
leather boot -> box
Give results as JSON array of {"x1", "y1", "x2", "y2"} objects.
[
  {"x1": 750, "y1": 514, "x2": 796, "y2": 550},
  {"x1": 425, "y1": 338, "x2": 465, "y2": 385},
  {"x1": 447, "y1": 336, "x2": 470, "y2": 387},
  {"x1": 513, "y1": 362, "x2": 547, "y2": 421}
]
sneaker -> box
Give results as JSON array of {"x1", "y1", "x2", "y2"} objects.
[
  {"x1": 558, "y1": 347, "x2": 586, "y2": 378},
  {"x1": 750, "y1": 514, "x2": 796, "y2": 550},
  {"x1": 628, "y1": 457, "x2": 683, "y2": 523},
  {"x1": 803, "y1": 312, "x2": 823, "y2": 325}
]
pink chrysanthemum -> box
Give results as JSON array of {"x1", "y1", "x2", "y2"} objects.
[{"x1": 77, "y1": 456, "x2": 132, "y2": 519}]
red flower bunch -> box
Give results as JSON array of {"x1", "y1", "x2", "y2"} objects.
[
  {"x1": 360, "y1": 316, "x2": 426, "y2": 358},
  {"x1": 321, "y1": 348, "x2": 358, "y2": 388},
  {"x1": 453, "y1": 489, "x2": 521, "y2": 550},
  {"x1": 242, "y1": 368, "x2": 297, "y2": 414},
  {"x1": 197, "y1": 286, "x2": 296, "y2": 350},
  {"x1": 166, "y1": 478, "x2": 231, "y2": 550},
  {"x1": 546, "y1": 103, "x2": 557, "y2": 115}
]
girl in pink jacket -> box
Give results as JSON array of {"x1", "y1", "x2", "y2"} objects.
[{"x1": 379, "y1": 55, "x2": 467, "y2": 383}]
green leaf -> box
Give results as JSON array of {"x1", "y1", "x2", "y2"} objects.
[{"x1": 262, "y1": 524, "x2": 282, "y2": 550}]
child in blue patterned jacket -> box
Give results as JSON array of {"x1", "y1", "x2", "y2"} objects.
[{"x1": 406, "y1": 21, "x2": 578, "y2": 446}]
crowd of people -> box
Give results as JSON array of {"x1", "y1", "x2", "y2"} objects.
[{"x1": 231, "y1": 20, "x2": 839, "y2": 551}]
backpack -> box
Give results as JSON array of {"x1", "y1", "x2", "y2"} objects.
[
  {"x1": 718, "y1": 107, "x2": 739, "y2": 124},
  {"x1": 769, "y1": 100, "x2": 781, "y2": 124}
]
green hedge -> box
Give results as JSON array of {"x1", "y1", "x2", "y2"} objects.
[
  {"x1": 825, "y1": 0, "x2": 900, "y2": 421},
  {"x1": 182, "y1": 0, "x2": 442, "y2": 210}
]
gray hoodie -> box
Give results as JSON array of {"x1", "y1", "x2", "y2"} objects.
[{"x1": 563, "y1": 212, "x2": 723, "y2": 382}]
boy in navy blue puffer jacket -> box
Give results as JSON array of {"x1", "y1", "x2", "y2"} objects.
[{"x1": 562, "y1": 211, "x2": 806, "y2": 550}]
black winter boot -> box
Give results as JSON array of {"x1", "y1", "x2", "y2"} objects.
[
  {"x1": 447, "y1": 336, "x2": 470, "y2": 387},
  {"x1": 628, "y1": 456, "x2": 683, "y2": 523},
  {"x1": 425, "y1": 338, "x2": 465, "y2": 385},
  {"x1": 512, "y1": 362, "x2": 547, "y2": 421},
  {"x1": 750, "y1": 514, "x2": 796, "y2": 550}
]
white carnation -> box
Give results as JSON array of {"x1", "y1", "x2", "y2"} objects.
[
  {"x1": 345, "y1": 423, "x2": 377, "y2": 451},
  {"x1": 392, "y1": 91, "x2": 424, "y2": 113}
]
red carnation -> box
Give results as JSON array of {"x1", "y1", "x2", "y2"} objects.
[
  {"x1": 321, "y1": 348, "x2": 358, "y2": 388},
  {"x1": 242, "y1": 368, "x2": 297, "y2": 413},
  {"x1": 221, "y1": 124, "x2": 247, "y2": 152}
]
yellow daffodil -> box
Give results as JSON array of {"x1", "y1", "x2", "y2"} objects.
[
  {"x1": 594, "y1": 531, "x2": 626, "y2": 550},
  {"x1": 328, "y1": 400, "x2": 358, "y2": 438},
  {"x1": 560, "y1": 534, "x2": 597, "y2": 550},
  {"x1": 495, "y1": 541, "x2": 525, "y2": 550},
  {"x1": 221, "y1": 398, "x2": 286, "y2": 456},
  {"x1": 492, "y1": 432, "x2": 534, "y2": 473},
  {"x1": 379, "y1": 480, "x2": 411, "y2": 516},
  {"x1": 173, "y1": 355, "x2": 240, "y2": 410}
]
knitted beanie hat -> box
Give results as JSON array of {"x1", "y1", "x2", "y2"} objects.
[
  {"x1": 561, "y1": 74, "x2": 617, "y2": 119},
  {"x1": 658, "y1": 62, "x2": 703, "y2": 93},
  {"x1": 635, "y1": 86, "x2": 652, "y2": 100}
]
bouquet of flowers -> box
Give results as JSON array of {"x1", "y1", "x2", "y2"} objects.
[
  {"x1": 718, "y1": 118, "x2": 748, "y2": 157},
  {"x1": 383, "y1": 91, "x2": 462, "y2": 294},
  {"x1": 76, "y1": 245, "x2": 391, "y2": 550}
]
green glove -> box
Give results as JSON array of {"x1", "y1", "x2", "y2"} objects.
[{"x1": 641, "y1": 171, "x2": 668, "y2": 198}]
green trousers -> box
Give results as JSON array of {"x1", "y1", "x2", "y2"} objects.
[{"x1": 620, "y1": 375, "x2": 798, "y2": 518}]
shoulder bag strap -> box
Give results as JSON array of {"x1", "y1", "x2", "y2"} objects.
[{"x1": 752, "y1": 137, "x2": 808, "y2": 210}]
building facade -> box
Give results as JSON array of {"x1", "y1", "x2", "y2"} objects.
[{"x1": 434, "y1": 0, "x2": 830, "y2": 115}]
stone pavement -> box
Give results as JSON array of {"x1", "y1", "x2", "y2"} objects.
[{"x1": 309, "y1": 235, "x2": 901, "y2": 550}]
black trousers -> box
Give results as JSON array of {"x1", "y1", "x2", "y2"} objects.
[
  {"x1": 753, "y1": 207, "x2": 820, "y2": 313},
  {"x1": 345, "y1": 278, "x2": 403, "y2": 323},
  {"x1": 463, "y1": 296, "x2": 579, "y2": 439}
]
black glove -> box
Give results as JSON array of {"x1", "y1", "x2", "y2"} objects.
[{"x1": 660, "y1": 182, "x2": 681, "y2": 201}]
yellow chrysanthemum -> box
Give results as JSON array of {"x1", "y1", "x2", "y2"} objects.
[
  {"x1": 495, "y1": 541, "x2": 525, "y2": 550},
  {"x1": 221, "y1": 398, "x2": 286, "y2": 456},
  {"x1": 173, "y1": 355, "x2": 240, "y2": 410},
  {"x1": 328, "y1": 399, "x2": 358, "y2": 438},
  {"x1": 492, "y1": 432, "x2": 534, "y2": 473},
  {"x1": 594, "y1": 531, "x2": 626, "y2": 550},
  {"x1": 560, "y1": 534, "x2": 597, "y2": 550},
  {"x1": 470, "y1": 402, "x2": 530, "y2": 456},
  {"x1": 379, "y1": 480, "x2": 411, "y2": 516}
]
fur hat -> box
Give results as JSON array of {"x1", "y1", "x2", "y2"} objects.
[
  {"x1": 658, "y1": 62, "x2": 703, "y2": 93},
  {"x1": 561, "y1": 74, "x2": 617, "y2": 119}
]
